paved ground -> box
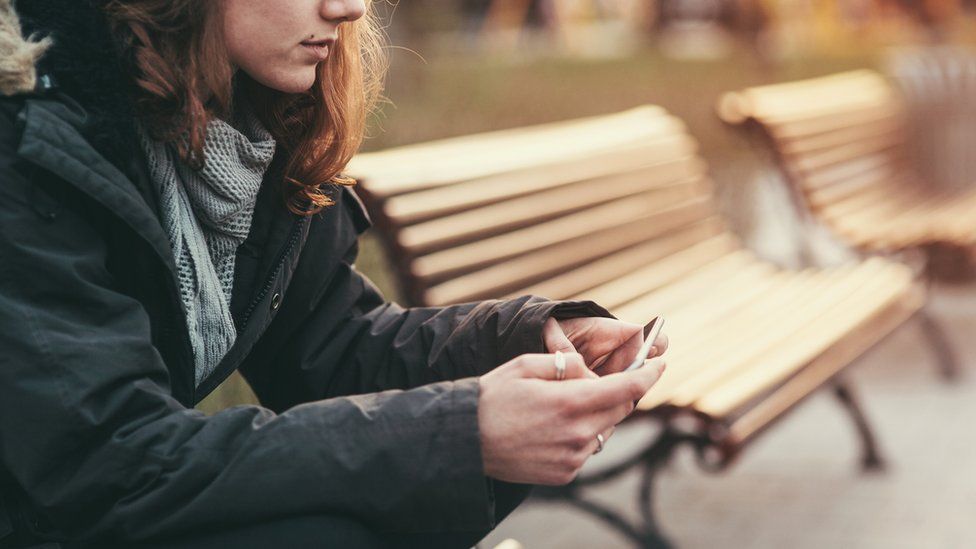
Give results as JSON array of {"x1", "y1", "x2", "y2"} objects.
[{"x1": 482, "y1": 181, "x2": 976, "y2": 548}]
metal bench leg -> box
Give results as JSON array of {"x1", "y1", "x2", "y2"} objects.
[
  {"x1": 832, "y1": 382, "x2": 885, "y2": 471},
  {"x1": 532, "y1": 428, "x2": 689, "y2": 548},
  {"x1": 636, "y1": 458, "x2": 671, "y2": 548},
  {"x1": 916, "y1": 308, "x2": 961, "y2": 380}
]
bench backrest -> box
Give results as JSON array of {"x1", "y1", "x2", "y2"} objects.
[
  {"x1": 887, "y1": 47, "x2": 976, "y2": 190},
  {"x1": 718, "y1": 70, "x2": 918, "y2": 217},
  {"x1": 346, "y1": 106, "x2": 737, "y2": 308}
]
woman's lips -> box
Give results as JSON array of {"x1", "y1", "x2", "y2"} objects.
[{"x1": 300, "y1": 39, "x2": 333, "y2": 61}]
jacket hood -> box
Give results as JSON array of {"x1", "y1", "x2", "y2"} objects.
[
  {"x1": 0, "y1": 0, "x2": 49, "y2": 95},
  {"x1": 0, "y1": 0, "x2": 140, "y2": 170}
]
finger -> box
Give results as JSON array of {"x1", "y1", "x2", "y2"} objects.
[
  {"x1": 579, "y1": 402, "x2": 632, "y2": 438},
  {"x1": 593, "y1": 326, "x2": 644, "y2": 374},
  {"x1": 512, "y1": 353, "x2": 596, "y2": 381},
  {"x1": 586, "y1": 425, "x2": 615, "y2": 455},
  {"x1": 650, "y1": 333, "x2": 669, "y2": 358},
  {"x1": 543, "y1": 318, "x2": 577, "y2": 354},
  {"x1": 575, "y1": 357, "x2": 667, "y2": 411}
]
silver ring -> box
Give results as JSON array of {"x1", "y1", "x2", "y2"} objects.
[
  {"x1": 554, "y1": 350, "x2": 566, "y2": 381},
  {"x1": 594, "y1": 433, "x2": 605, "y2": 454}
]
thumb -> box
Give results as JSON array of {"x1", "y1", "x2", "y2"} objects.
[
  {"x1": 543, "y1": 317, "x2": 577, "y2": 354},
  {"x1": 577, "y1": 357, "x2": 667, "y2": 411}
]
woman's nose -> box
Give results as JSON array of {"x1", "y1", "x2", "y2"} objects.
[{"x1": 320, "y1": 0, "x2": 366, "y2": 24}]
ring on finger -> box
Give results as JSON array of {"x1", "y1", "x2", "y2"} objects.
[
  {"x1": 594, "y1": 433, "x2": 605, "y2": 454},
  {"x1": 554, "y1": 350, "x2": 566, "y2": 381}
]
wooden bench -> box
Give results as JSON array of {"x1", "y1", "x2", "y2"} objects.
[
  {"x1": 718, "y1": 70, "x2": 964, "y2": 379},
  {"x1": 886, "y1": 46, "x2": 976, "y2": 194},
  {"x1": 346, "y1": 106, "x2": 924, "y2": 547},
  {"x1": 718, "y1": 70, "x2": 976, "y2": 268}
]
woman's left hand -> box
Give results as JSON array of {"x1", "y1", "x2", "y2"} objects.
[{"x1": 543, "y1": 317, "x2": 668, "y2": 375}]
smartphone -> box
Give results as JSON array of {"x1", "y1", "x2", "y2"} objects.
[{"x1": 623, "y1": 316, "x2": 665, "y2": 372}]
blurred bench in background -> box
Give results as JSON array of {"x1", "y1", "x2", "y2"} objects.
[
  {"x1": 719, "y1": 70, "x2": 966, "y2": 379},
  {"x1": 719, "y1": 70, "x2": 976, "y2": 267},
  {"x1": 887, "y1": 46, "x2": 976, "y2": 196},
  {"x1": 347, "y1": 107, "x2": 924, "y2": 547}
]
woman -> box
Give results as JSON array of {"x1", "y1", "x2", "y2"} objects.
[{"x1": 0, "y1": 1, "x2": 667, "y2": 547}]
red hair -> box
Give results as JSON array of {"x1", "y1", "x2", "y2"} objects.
[{"x1": 104, "y1": 0, "x2": 386, "y2": 214}]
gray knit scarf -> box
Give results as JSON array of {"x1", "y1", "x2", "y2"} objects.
[{"x1": 140, "y1": 107, "x2": 276, "y2": 386}]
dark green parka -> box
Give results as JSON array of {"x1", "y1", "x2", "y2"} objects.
[{"x1": 0, "y1": 2, "x2": 609, "y2": 546}]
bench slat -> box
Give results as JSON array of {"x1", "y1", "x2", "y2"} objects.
[
  {"x1": 722, "y1": 284, "x2": 922, "y2": 448},
  {"x1": 507, "y1": 220, "x2": 730, "y2": 301},
  {"x1": 399, "y1": 162, "x2": 705, "y2": 254},
  {"x1": 699, "y1": 264, "x2": 918, "y2": 418},
  {"x1": 383, "y1": 140, "x2": 701, "y2": 225},
  {"x1": 413, "y1": 192, "x2": 717, "y2": 284},
  {"x1": 665, "y1": 261, "x2": 888, "y2": 408},
  {"x1": 577, "y1": 250, "x2": 755, "y2": 312},
  {"x1": 777, "y1": 113, "x2": 904, "y2": 156},
  {"x1": 348, "y1": 106, "x2": 677, "y2": 197}
]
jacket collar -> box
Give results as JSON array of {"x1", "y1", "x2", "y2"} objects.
[{"x1": 16, "y1": 97, "x2": 177, "y2": 273}]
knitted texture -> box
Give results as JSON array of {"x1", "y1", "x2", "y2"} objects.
[{"x1": 140, "y1": 107, "x2": 275, "y2": 386}]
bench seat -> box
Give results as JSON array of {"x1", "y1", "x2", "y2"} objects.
[{"x1": 347, "y1": 105, "x2": 922, "y2": 463}]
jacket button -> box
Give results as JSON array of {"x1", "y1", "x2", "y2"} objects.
[{"x1": 270, "y1": 292, "x2": 282, "y2": 310}]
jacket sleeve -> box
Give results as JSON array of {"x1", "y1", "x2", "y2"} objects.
[
  {"x1": 0, "y1": 120, "x2": 604, "y2": 542},
  {"x1": 240, "y1": 226, "x2": 614, "y2": 410}
]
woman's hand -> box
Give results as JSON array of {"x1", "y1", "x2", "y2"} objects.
[
  {"x1": 543, "y1": 317, "x2": 669, "y2": 375},
  {"x1": 478, "y1": 352, "x2": 666, "y2": 485}
]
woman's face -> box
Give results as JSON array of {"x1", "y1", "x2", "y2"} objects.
[{"x1": 223, "y1": 0, "x2": 366, "y2": 93}]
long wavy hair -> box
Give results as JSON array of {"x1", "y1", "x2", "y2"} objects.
[{"x1": 103, "y1": 0, "x2": 386, "y2": 214}]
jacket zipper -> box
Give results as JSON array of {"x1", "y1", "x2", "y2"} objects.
[
  {"x1": 239, "y1": 215, "x2": 307, "y2": 329},
  {"x1": 191, "y1": 216, "x2": 307, "y2": 402}
]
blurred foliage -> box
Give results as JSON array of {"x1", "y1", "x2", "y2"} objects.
[{"x1": 198, "y1": 20, "x2": 888, "y2": 413}]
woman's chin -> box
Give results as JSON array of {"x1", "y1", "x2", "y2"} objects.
[{"x1": 248, "y1": 67, "x2": 319, "y2": 94}]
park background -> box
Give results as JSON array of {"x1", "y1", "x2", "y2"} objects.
[{"x1": 199, "y1": 2, "x2": 976, "y2": 546}]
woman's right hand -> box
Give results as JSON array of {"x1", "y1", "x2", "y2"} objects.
[{"x1": 478, "y1": 353, "x2": 666, "y2": 485}]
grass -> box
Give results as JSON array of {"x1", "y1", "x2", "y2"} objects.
[{"x1": 198, "y1": 43, "x2": 885, "y2": 414}]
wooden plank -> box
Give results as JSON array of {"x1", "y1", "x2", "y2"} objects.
[
  {"x1": 789, "y1": 132, "x2": 904, "y2": 174},
  {"x1": 718, "y1": 282, "x2": 923, "y2": 445},
  {"x1": 654, "y1": 267, "x2": 851, "y2": 408},
  {"x1": 613, "y1": 263, "x2": 791, "y2": 397},
  {"x1": 679, "y1": 260, "x2": 907, "y2": 413},
  {"x1": 767, "y1": 101, "x2": 902, "y2": 141},
  {"x1": 618, "y1": 263, "x2": 782, "y2": 332},
  {"x1": 636, "y1": 259, "x2": 896, "y2": 411},
  {"x1": 570, "y1": 249, "x2": 755, "y2": 312},
  {"x1": 801, "y1": 153, "x2": 898, "y2": 192},
  {"x1": 507, "y1": 220, "x2": 730, "y2": 301},
  {"x1": 719, "y1": 70, "x2": 886, "y2": 123},
  {"x1": 634, "y1": 268, "x2": 815, "y2": 410},
  {"x1": 738, "y1": 71, "x2": 894, "y2": 123},
  {"x1": 818, "y1": 181, "x2": 920, "y2": 223},
  {"x1": 348, "y1": 106, "x2": 678, "y2": 197},
  {"x1": 610, "y1": 258, "x2": 781, "y2": 326},
  {"x1": 420, "y1": 208, "x2": 724, "y2": 306},
  {"x1": 384, "y1": 141, "x2": 701, "y2": 224},
  {"x1": 411, "y1": 194, "x2": 717, "y2": 284},
  {"x1": 777, "y1": 114, "x2": 905, "y2": 156},
  {"x1": 806, "y1": 167, "x2": 907, "y2": 208},
  {"x1": 398, "y1": 165, "x2": 706, "y2": 254}
]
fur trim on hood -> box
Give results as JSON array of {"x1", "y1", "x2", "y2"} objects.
[
  {"x1": 0, "y1": 0, "x2": 51, "y2": 95},
  {"x1": 1, "y1": 0, "x2": 141, "y2": 173}
]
